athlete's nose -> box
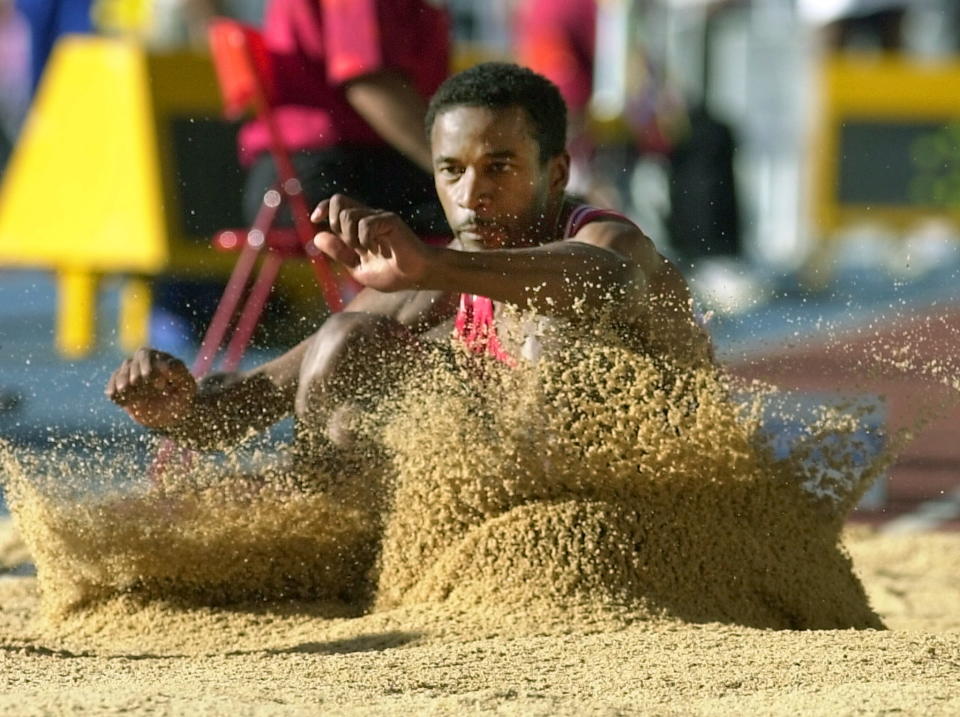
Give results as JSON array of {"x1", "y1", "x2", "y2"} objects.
[{"x1": 456, "y1": 167, "x2": 493, "y2": 212}]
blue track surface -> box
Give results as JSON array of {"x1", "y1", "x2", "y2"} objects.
[
  {"x1": 2, "y1": 259, "x2": 959, "y2": 514},
  {"x1": 3, "y1": 261, "x2": 960, "y2": 440}
]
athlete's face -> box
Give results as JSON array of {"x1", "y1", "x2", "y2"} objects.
[{"x1": 430, "y1": 105, "x2": 569, "y2": 251}]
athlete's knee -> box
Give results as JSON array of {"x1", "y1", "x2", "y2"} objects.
[{"x1": 294, "y1": 312, "x2": 404, "y2": 418}]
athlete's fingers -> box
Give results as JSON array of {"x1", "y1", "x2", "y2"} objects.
[
  {"x1": 313, "y1": 230, "x2": 360, "y2": 267},
  {"x1": 128, "y1": 354, "x2": 143, "y2": 386},
  {"x1": 112, "y1": 358, "x2": 133, "y2": 394},
  {"x1": 357, "y1": 213, "x2": 393, "y2": 252},
  {"x1": 327, "y1": 194, "x2": 359, "y2": 235},
  {"x1": 150, "y1": 352, "x2": 178, "y2": 391},
  {"x1": 135, "y1": 347, "x2": 153, "y2": 383},
  {"x1": 310, "y1": 198, "x2": 330, "y2": 224},
  {"x1": 341, "y1": 207, "x2": 384, "y2": 250},
  {"x1": 326, "y1": 195, "x2": 344, "y2": 235},
  {"x1": 153, "y1": 351, "x2": 185, "y2": 377}
]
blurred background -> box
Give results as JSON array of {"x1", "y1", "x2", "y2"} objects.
[{"x1": 1, "y1": 0, "x2": 959, "y2": 529}]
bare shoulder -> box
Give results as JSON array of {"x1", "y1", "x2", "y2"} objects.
[{"x1": 565, "y1": 219, "x2": 662, "y2": 273}]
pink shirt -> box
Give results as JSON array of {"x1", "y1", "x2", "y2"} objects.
[
  {"x1": 239, "y1": 0, "x2": 450, "y2": 164},
  {"x1": 515, "y1": 0, "x2": 596, "y2": 113}
]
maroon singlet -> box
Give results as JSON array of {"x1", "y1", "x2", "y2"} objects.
[{"x1": 453, "y1": 204, "x2": 636, "y2": 363}]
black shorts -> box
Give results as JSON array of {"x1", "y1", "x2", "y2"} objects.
[{"x1": 244, "y1": 145, "x2": 449, "y2": 237}]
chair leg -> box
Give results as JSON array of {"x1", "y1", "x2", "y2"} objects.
[
  {"x1": 222, "y1": 250, "x2": 284, "y2": 372},
  {"x1": 192, "y1": 189, "x2": 280, "y2": 377},
  {"x1": 286, "y1": 175, "x2": 343, "y2": 312},
  {"x1": 193, "y1": 244, "x2": 260, "y2": 377}
]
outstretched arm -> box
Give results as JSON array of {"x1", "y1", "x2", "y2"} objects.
[
  {"x1": 106, "y1": 281, "x2": 455, "y2": 450},
  {"x1": 424, "y1": 221, "x2": 660, "y2": 318},
  {"x1": 312, "y1": 195, "x2": 678, "y2": 321},
  {"x1": 106, "y1": 344, "x2": 305, "y2": 451},
  {"x1": 433, "y1": 220, "x2": 697, "y2": 324}
]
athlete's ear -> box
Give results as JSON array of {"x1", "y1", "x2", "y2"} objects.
[{"x1": 547, "y1": 151, "x2": 570, "y2": 194}]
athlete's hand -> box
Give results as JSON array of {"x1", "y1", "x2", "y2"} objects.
[
  {"x1": 105, "y1": 348, "x2": 197, "y2": 429},
  {"x1": 311, "y1": 194, "x2": 432, "y2": 293}
]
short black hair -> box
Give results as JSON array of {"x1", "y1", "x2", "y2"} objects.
[{"x1": 425, "y1": 62, "x2": 568, "y2": 163}]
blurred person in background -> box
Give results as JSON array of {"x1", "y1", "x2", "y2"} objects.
[
  {"x1": 239, "y1": 0, "x2": 451, "y2": 238},
  {"x1": 0, "y1": 0, "x2": 31, "y2": 176},
  {"x1": 514, "y1": 0, "x2": 741, "y2": 267},
  {"x1": 513, "y1": 0, "x2": 683, "y2": 213},
  {"x1": 514, "y1": 0, "x2": 599, "y2": 201},
  {"x1": 665, "y1": 0, "x2": 743, "y2": 267},
  {"x1": 152, "y1": 0, "x2": 452, "y2": 349},
  {"x1": 14, "y1": 0, "x2": 94, "y2": 95}
]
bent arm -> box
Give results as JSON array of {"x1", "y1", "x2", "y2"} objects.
[
  {"x1": 422, "y1": 221, "x2": 664, "y2": 320},
  {"x1": 344, "y1": 286, "x2": 457, "y2": 332},
  {"x1": 344, "y1": 70, "x2": 433, "y2": 173}
]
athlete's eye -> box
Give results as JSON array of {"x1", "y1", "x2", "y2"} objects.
[
  {"x1": 438, "y1": 165, "x2": 463, "y2": 178},
  {"x1": 489, "y1": 162, "x2": 512, "y2": 173}
]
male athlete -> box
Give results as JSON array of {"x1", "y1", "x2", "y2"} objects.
[{"x1": 106, "y1": 63, "x2": 711, "y2": 455}]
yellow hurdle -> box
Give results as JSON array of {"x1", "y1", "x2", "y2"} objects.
[{"x1": 0, "y1": 36, "x2": 239, "y2": 356}]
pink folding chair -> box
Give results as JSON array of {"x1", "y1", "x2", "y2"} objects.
[{"x1": 196, "y1": 18, "x2": 345, "y2": 378}]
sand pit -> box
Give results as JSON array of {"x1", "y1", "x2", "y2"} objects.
[
  {"x1": 1, "y1": 324, "x2": 958, "y2": 713},
  {"x1": 1, "y1": 517, "x2": 958, "y2": 714}
]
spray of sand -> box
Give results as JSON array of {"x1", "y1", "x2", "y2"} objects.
[
  {"x1": 0, "y1": 447, "x2": 381, "y2": 617},
  {"x1": 0, "y1": 305, "x2": 909, "y2": 640}
]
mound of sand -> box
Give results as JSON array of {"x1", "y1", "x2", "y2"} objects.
[{"x1": 370, "y1": 337, "x2": 881, "y2": 630}]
